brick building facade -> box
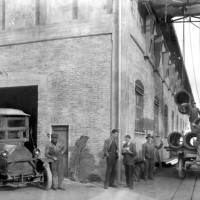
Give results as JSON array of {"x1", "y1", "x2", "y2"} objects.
[{"x1": 0, "y1": 0, "x2": 193, "y2": 179}]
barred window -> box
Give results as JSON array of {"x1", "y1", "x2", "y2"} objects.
[
  {"x1": 154, "y1": 96, "x2": 159, "y2": 136},
  {"x1": 135, "y1": 80, "x2": 144, "y2": 132},
  {"x1": 164, "y1": 105, "x2": 168, "y2": 137}
]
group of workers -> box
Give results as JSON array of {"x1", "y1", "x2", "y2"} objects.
[
  {"x1": 44, "y1": 101, "x2": 200, "y2": 191},
  {"x1": 103, "y1": 129, "x2": 163, "y2": 190}
]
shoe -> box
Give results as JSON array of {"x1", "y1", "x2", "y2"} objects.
[
  {"x1": 58, "y1": 187, "x2": 66, "y2": 190},
  {"x1": 149, "y1": 177, "x2": 154, "y2": 181},
  {"x1": 109, "y1": 184, "x2": 118, "y2": 188},
  {"x1": 104, "y1": 185, "x2": 108, "y2": 189},
  {"x1": 144, "y1": 178, "x2": 148, "y2": 181},
  {"x1": 52, "y1": 187, "x2": 58, "y2": 191},
  {"x1": 130, "y1": 186, "x2": 133, "y2": 190}
]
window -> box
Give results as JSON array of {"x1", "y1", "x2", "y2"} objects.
[
  {"x1": 0, "y1": 116, "x2": 28, "y2": 141},
  {"x1": 154, "y1": 96, "x2": 159, "y2": 136},
  {"x1": 164, "y1": 105, "x2": 168, "y2": 137},
  {"x1": 177, "y1": 115, "x2": 179, "y2": 131},
  {"x1": 180, "y1": 119, "x2": 182, "y2": 131},
  {"x1": 171, "y1": 111, "x2": 174, "y2": 132},
  {"x1": 135, "y1": 80, "x2": 144, "y2": 132}
]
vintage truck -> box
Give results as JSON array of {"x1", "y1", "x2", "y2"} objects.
[{"x1": 0, "y1": 108, "x2": 52, "y2": 190}]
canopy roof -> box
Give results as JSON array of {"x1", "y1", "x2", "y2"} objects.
[
  {"x1": 139, "y1": 0, "x2": 200, "y2": 20},
  {"x1": 0, "y1": 108, "x2": 30, "y2": 116}
]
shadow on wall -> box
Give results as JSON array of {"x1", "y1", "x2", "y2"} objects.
[
  {"x1": 69, "y1": 136, "x2": 146, "y2": 183},
  {"x1": 96, "y1": 151, "x2": 107, "y2": 179},
  {"x1": 69, "y1": 136, "x2": 103, "y2": 183}
]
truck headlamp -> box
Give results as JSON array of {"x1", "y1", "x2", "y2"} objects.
[
  {"x1": 1, "y1": 151, "x2": 8, "y2": 159},
  {"x1": 33, "y1": 148, "x2": 41, "y2": 157}
]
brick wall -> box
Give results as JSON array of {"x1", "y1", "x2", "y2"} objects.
[
  {"x1": 0, "y1": 34, "x2": 112, "y2": 176},
  {"x1": 121, "y1": 0, "x2": 190, "y2": 160}
]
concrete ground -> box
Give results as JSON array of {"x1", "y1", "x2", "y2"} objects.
[{"x1": 0, "y1": 166, "x2": 200, "y2": 200}]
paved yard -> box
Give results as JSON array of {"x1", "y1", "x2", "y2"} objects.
[{"x1": 0, "y1": 166, "x2": 200, "y2": 200}]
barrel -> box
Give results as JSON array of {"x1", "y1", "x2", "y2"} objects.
[
  {"x1": 183, "y1": 132, "x2": 197, "y2": 150},
  {"x1": 167, "y1": 132, "x2": 183, "y2": 149},
  {"x1": 174, "y1": 90, "x2": 191, "y2": 106}
]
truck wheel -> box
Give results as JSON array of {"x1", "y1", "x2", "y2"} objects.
[
  {"x1": 178, "y1": 158, "x2": 185, "y2": 179},
  {"x1": 42, "y1": 164, "x2": 52, "y2": 190}
]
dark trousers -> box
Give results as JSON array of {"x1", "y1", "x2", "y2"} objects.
[
  {"x1": 144, "y1": 158, "x2": 154, "y2": 179},
  {"x1": 104, "y1": 155, "x2": 117, "y2": 187},
  {"x1": 50, "y1": 154, "x2": 64, "y2": 188},
  {"x1": 124, "y1": 164, "x2": 134, "y2": 187}
]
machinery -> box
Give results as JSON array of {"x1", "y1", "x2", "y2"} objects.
[
  {"x1": 0, "y1": 108, "x2": 52, "y2": 190},
  {"x1": 165, "y1": 89, "x2": 200, "y2": 179},
  {"x1": 166, "y1": 129, "x2": 200, "y2": 179}
]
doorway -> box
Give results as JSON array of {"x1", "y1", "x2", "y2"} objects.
[
  {"x1": 0, "y1": 85, "x2": 38, "y2": 151},
  {"x1": 52, "y1": 125, "x2": 69, "y2": 177}
]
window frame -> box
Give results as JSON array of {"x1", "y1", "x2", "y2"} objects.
[{"x1": 135, "y1": 80, "x2": 144, "y2": 133}]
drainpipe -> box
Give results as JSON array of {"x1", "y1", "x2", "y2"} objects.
[{"x1": 117, "y1": 0, "x2": 122, "y2": 184}]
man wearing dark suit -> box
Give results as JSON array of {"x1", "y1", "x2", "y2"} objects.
[
  {"x1": 122, "y1": 135, "x2": 137, "y2": 189},
  {"x1": 103, "y1": 129, "x2": 119, "y2": 189}
]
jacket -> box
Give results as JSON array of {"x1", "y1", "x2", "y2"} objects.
[
  {"x1": 122, "y1": 142, "x2": 137, "y2": 165},
  {"x1": 103, "y1": 137, "x2": 119, "y2": 158},
  {"x1": 142, "y1": 141, "x2": 163, "y2": 159}
]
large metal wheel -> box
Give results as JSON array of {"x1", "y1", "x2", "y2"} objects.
[
  {"x1": 178, "y1": 158, "x2": 185, "y2": 179},
  {"x1": 42, "y1": 164, "x2": 52, "y2": 190}
]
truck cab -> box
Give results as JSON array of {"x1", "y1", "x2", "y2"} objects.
[{"x1": 0, "y1": 108, "x2": 52, "y2": 190}]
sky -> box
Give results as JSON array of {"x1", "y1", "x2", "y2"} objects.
[{"x1": 174, "y1": 17, "x2": 200, "y2": 108}]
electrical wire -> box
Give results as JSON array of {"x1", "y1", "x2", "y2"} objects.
[{"x1": 188, "y1": 22, "x2": 200, "y2": 104}]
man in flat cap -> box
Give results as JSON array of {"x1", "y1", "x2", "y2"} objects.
[
  {"x1": 45, "y1": 133, "x2": 66, "y2": 190},
  {"x1": 142, "y1": 134, "x2": 163, "y2": 181}
]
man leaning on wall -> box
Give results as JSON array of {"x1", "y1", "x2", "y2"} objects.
[{"x1": 103, "y1": 129, "x2": 119, "y2": 189}]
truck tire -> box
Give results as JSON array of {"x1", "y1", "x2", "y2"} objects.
[
  {"x1": 178, "y1": 158, "x2": 185, "y2": 179},
  {"x1": 183, "y1": 132, "x2": 196, "y2": 150},
  {"x1": 42, "y1": 164, "x2": 52, "y2": 190},
  {"x1": 168, "y1": 132, "x2": 183, "y2": 149}
]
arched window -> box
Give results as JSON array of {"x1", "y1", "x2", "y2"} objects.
[
  {"x1": 164, "y1": 105, "x2": 168, "y2": 137},
  {"x1": 135, "y1": 80, "x2": 144, "y2": 132},
  {"x1": 171, "y1": 111, "x2": 174, "y2": 132},
  {"x1": 154, "y1": 96, "x2": 159, "y2": 136}
]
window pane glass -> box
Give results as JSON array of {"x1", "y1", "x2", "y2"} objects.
[
  {"x1": 135, "y1": 92, "x2": 143, "y2": 132},
  {"x1": 0, "y1": 131, "x2": 5, "y2": 140},
  {"x1": 8, "y1": 120, "x2": 26, "y2": 127},
  {"x1": 8, "y1": 131, "x2": 26, "y2": 139},
  {"x1": 154, "y1": 105, "x2": 159, "y2": 135},
  {"x1": 0, "y1": 119, "x2": 5, "y2": 128}
]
